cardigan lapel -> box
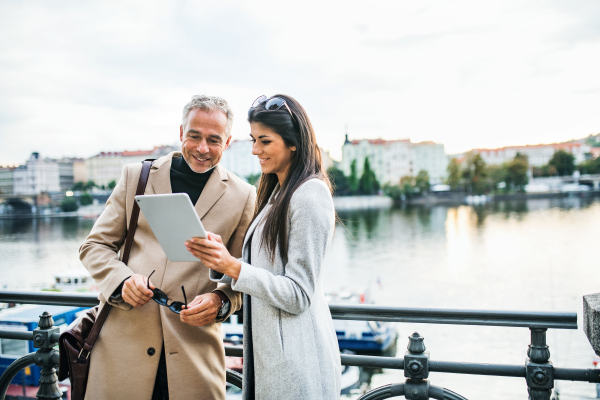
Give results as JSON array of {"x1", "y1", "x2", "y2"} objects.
[{"x1": 241, "y1": 183, "x2": 279, "y2": 254}]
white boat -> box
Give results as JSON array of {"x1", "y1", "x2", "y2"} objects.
[
  {"x1": 50, "y1": 268, "x2": 96, "y2": 292},
  {"x1": 222, "y1": 291, "x2": 398, "y2": 355}
]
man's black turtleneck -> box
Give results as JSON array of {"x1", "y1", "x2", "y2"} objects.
[{"x1": 170, "y1": 156, "x2": 213, "y2": 205}]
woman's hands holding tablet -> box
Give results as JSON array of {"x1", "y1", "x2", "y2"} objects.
[{"x1": 185, "y1": 232, "x2": 242, "y2": 280}]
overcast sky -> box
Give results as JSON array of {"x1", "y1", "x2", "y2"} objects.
[{"x1": 1, "y1": 0, "x2": 599, "y2": 165}]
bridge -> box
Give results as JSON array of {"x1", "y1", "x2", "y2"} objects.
[{"x1": 0, "y1": 195, "x2": 37, "y2": 214}]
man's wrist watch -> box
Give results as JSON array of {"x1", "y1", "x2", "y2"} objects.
[{"x1": 213, "y1": 290, "x2": 230, "y2": 319}]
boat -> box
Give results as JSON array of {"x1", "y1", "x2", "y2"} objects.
[
  {"x1": 44, "y1": 268, "x2": 97, "y2": 292},
  {"x1": 326, "y1": 291, "x2": 398, "y2": 356},
  {"x1": 222, "y1": 291, "x2": 398, "y2": 356}
]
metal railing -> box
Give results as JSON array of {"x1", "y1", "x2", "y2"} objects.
[{"x1": 0, "y1": 290, "x2": 598, "y2": 400}]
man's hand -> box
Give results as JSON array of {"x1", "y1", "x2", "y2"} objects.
[
  {"x1": 122, "y1": 274, "x2": 154, "y2": 307},
  {"x1": 180, "y1": 293, "x2": 221, "y2": 326}
]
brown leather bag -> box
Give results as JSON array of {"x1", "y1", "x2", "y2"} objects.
[{"x1": 58, "y1": 159, "x2": 155, "y2": 400}]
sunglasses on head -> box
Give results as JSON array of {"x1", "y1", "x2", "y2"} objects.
[
  {"x1": 147, "y1": 270, "x2": 187, "y2": 314},
  {"x1": 248, "y1": 95, "x2": 295, "y2": 122}
]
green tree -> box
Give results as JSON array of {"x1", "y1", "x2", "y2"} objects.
[
  {"x1": 505, "y1": 153, "x2": 529, "y2": 191},
  {"x1": 415, "y1": 170, "x2": 430, "y2": 193},
  {"x1": 578, "y1": 157, "x2": 600, "y2": 175},
  {"x1": 327, "y1": 167, "x2": 350, "y2": 196},
  {"x1": 382, "y1": 183, "x2": 403, "y2": 201},
  {"x1": 462, "y1": 152, "x2": 487, "y2": 194},
  {"x1": 348, "y1": 159, "x2": 359, "y2": 195},
  {"x1": 548, "y1": 150, "x2": 575, "y2": 176},
  {"x1": 107, "y1": 180, "x2": 117, "y2": 190},
  {"x1": 246, "y1": 173, "x2": 261, "y2": 187},
  {"x1": 84, "y1": 180, "x2": 96, "y2": 191},
  {"x1": 60, "y1": 197, "x2": 79, "y2": 212},
  {"x1": 72, "y1": 181, "x2": 85, "y2": 191},
  {"x1": 359, "y1": 157, "x2": 380, "y2": 195},
  {"x1": 399, "y1": 175, "x2": 416, "y2": 199},
  {"x1": 445, "y1": 158, "x2": 462, "y2": 190},
  {"x1": 80, "y1": 193, "x2": 93, "y2": 206}
]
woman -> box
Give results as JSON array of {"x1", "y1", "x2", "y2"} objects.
[{"x1": 185, "y1": 94, "x2": 342, "y2": 399}]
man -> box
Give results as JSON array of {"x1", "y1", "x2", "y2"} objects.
[{"x1": 79, "y1": 95, "x2": 256, "y2": 400}]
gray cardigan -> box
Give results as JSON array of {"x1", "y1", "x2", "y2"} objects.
[{"x1": 211, "y1": 178, "x2": 342, "y2": 399}]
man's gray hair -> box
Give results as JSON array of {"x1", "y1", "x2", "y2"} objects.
[{"x1": 182, "y1": 94, "x2": 234, "y2": 137}]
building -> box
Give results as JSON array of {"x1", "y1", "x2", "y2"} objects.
[
  {"x1": 73, "y1": 158, "x2": 86, "y2": 183},
  {"x1": 341, "y1": 135, "x2": 414, "y2": 185},
  {"x1": 220, "y1": 140, "x2": 261, "y2": 180},
  {"x1": 12, "y1": 153, "x2": 61, "y2": 195},
  {"x1": 413, "y1": 141, "x2": 448, "y2": 184},
  {"x1": 85, "y1": 152, "x2": 123, "y2": 188},
  {"x1": 0, "y1": 167, "x2": 14, "y2": 195},
  {"x1": 320, "y1": 148, "x2": 336, "y2": 170},
  {"x1": 474, "y1": 142, "x2": 592, "y2": 167},
  {"x1": 85, "y1": 146, "x2": 175, "y2": 187}
]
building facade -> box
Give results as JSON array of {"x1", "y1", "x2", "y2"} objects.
[
  {"x1": 413, "y1": 142, "x2": 448, "y2": 184},
  {"x1": 0, "y1": 167, "x2": 14, "y2": 195},
  {"x1": 341, "y1": 136, "x2": 414, "y2": 185},
  {"x1": 13, "y1": 153, "x2": 61, "y2": 195},
  {"x1": 220, "y1": 140, "x2": 262, "y2": 181},
  {"x1": 85, "y1": 146, "x2": 175, "y2": 187},
  {"x1": 474, "y1": 143, "x2": 592, "y2": 167},
  {"x1": 73, "y1": 159, "x2": 86, "y2": 184}
]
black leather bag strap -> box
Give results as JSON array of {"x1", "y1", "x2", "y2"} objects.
[{"x1": 77, "y1": 159, "x2": 155, "y2": 361}]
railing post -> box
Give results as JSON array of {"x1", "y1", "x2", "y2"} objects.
[
  {"x1": 404, "y1": 332, "x2": 430, "y2": 400},
  {"x1": 526, "y1": 328, "x2": 554, "y2": 400},
  {"x1": 32, "y1": 312, "x2": 62, "y2": 400}
]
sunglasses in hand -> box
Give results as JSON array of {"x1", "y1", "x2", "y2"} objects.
[{"x1": 147, "y1": 270, "x2": 188, "y2": 314}]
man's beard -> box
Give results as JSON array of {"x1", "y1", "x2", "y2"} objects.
[{"x1": 183, "y1": 153, "x2": 216, "y2": 174}]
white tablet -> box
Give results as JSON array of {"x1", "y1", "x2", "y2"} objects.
[{"x1": 135, "y1": 193, "x2": 207, "y2": 262}]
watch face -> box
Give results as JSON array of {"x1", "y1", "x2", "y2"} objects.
[{"x1": 219, "y1": 300, "x2": 231, "y2": 317}]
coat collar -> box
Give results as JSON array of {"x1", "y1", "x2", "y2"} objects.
[{"x1": 148, "y1": 151, "x2": 229, "y2": 219}]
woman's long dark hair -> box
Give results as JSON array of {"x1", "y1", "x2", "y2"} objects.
[{"x1": 248, "y1": 94, "x2": 331, "y2": 263}]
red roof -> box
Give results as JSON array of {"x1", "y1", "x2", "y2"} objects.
[
  {"x1": 122, "y1": 150, "x2": 155, "y2": 157},
  {"x1": 349, "y1": 138, "x2": 410, "y2": 146},
  {"x1": 475, "y1": 142, "x2": 584, "y2": 153}
]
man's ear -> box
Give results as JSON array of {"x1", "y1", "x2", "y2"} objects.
[
  {"x1": 180, "y1": 125, "x2": 184, "y2": 142},
  {"x1": 223, "y1": 135, "x2": 233, "y2": 150}
]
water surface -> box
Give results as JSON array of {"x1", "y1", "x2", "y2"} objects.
[{"x1": 1, "y1": 197, "x2": 599, "y2": 399}]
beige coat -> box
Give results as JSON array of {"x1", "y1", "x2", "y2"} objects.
[{"x1": 79, "y1": 152, "x2": 256, "y2": 400}]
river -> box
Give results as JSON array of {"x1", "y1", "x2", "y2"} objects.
[{"x1": 1, "y1": 196, "x2": 600, "y2": 399}]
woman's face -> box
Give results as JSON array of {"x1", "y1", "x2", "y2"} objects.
[{"x1": 250, "y1": 122, "x2": 296, "y2": 182}]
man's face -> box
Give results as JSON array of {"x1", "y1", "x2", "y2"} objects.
[{"x1": 180, "y1": 108, "x2": 231, "y2": 173}]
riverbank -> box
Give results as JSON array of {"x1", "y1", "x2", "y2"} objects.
[
  {"x1": 405, "y1": 190, "x2": 600, "y2": 205},
  {"x1": 333, "y1": 195, "x2": 392, "y2": 211}
]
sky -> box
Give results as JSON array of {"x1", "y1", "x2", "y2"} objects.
[{"x1": 0, "y1": 0, "x2": 599, "y2": 165}]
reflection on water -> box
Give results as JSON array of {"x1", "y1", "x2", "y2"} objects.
[
  {"x1": 1, "y1": 197, "x2": 600, "y2": 399},
  {"x1": 0, "y1": 218, "x2": 95, "y2": 289},
  {"x1": 323, "y1": 197, "x2": 600, "y2": 399}
]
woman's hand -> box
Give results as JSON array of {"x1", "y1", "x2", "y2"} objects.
[{"x1": 185, "y1": 232, "x2": 241, "y2": 280}]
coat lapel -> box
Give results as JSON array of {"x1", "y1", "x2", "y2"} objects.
[
  {"x1": 195, "y1": 164, "x2": 228, "y2": 220},
  {"x1": 147, "y1": 153, "x2": 174, "y2": 195}
]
